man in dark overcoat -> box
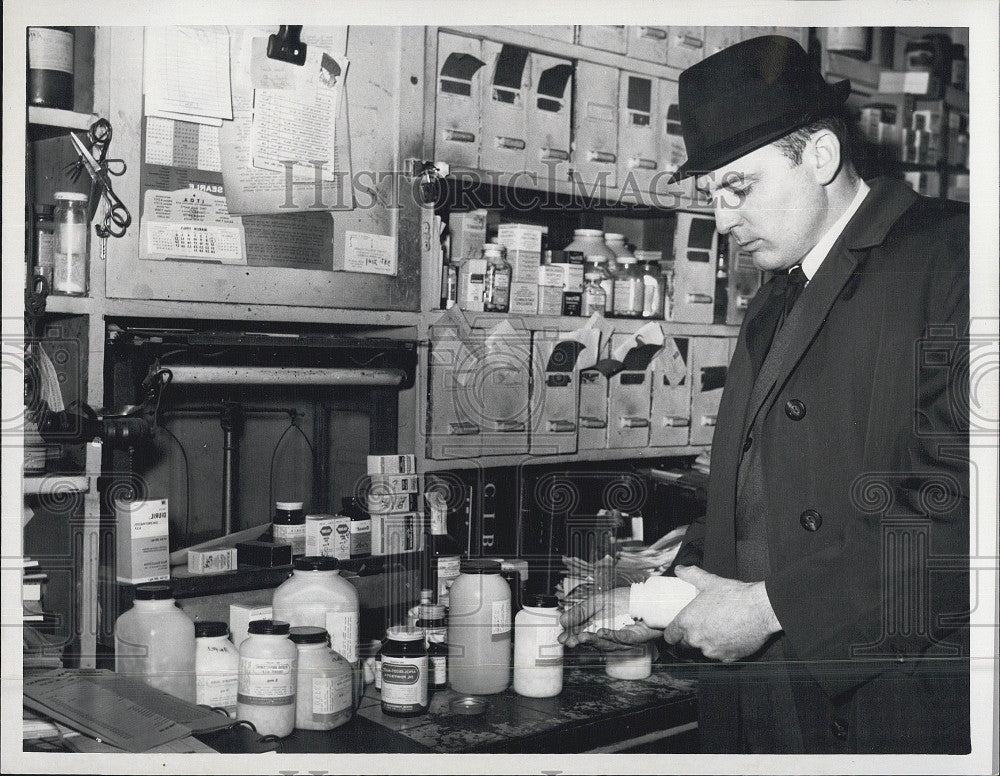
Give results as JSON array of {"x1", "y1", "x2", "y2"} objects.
[{"x1": 561, "y1": 34, "x2": 969, "y2": 754}]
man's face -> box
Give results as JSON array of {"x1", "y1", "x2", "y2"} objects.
[{"x1": 696, "y1": 142, "x2": 827, "y2": 273}]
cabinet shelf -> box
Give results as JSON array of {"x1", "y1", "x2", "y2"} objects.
[
  {"x1": 422, "y1": 445, "x2": 708, "y2": 472},
  {"x1": 427, "y1": 310, "x2": 740, "y2": 336},
  {"x1": 23, "y1": 474, "x2": 90, "y2": 496},
  {"x1": 28, "y1": 107, "x2": 98, "y2": 140}
]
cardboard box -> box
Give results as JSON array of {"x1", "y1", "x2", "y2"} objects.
[
  {"x1": 115, "y1": 498, "x2": 170, "y2": 584},
  {"x1": 230, "y1": 604, "x2": 272, "y2": 649},
  {"x1": 878, "y1": 70, "x2": 940, "y2": 96},
  {"x1": 368, "y1": 474, "x2": 420, "y2": 494},
  {"x1": 537, "y1": 284, "x2": 563, "y2": 316},
  {"x1": 366, "y1": 454, "x2": 416, "y2": 475},
  {"x1": 305, "y1": 514, "x2": 351, "y2": 560},
  {"x1": 508, "y1": 249, "x2": 542, "y2": 284},
  {"x1": 235, "y1": 540, "x2": 292, "y2": 567},
  {"x1": 367, "y1": 492, "x2": 420, "y2": 515},
  {"x1": 371, "y1": 512, "x2": 424, "y2": 556},
  {"x1": 449, "y1": 210, "x2": 488, "y2": 261},
  {"x1": 509, "y1": 281, "x2": 539, "y2": 315},
  {"x1": 187, "y1": 547, "x2": 236, "y2": 575},
  {"x1": 496, "y1": 223, "x2": 544, "y2": 253}
]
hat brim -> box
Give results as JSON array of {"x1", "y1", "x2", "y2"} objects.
[{"x1": 667, "y1": 79, "x2": 851, "y2": 185}]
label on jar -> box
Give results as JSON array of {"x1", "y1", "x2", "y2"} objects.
[
  {"x1": 325, "y1": 610, "x2": 359, "y2": 663},
  {"x1": 238, "y1": 656, "x2": 295, "y2": 706},
  {"x1": 431, "y1": 654, "x2": 447, "y2": 686},
  {"x1": 581, "y1": 287, "x2": 607, "y2": 315},
  {"x1": 436, "y1": 557, "x2": 461, "y2": 606},
  {"x1": 273, "y1": 522, "x2": 305, "y2": 556},
  {"x1": 381, "y1": 656, "x2": 428, "y2": 712},
  {"x1": 28, "y1": 28, "x2": 74, "y2": 74},
  {"x1": 312, "y1": 672, "x2": 353, "y2": 722},
  {"x1": 197, "y1": 673, "x2": 238, "y2": 710},
  {"x1": 491, "y1": 599, "x2": 512, "y2": 639},
  {"x1": 36, "y1": 230, "x2": 55, "y2": 269},
  {"x1": 613, "y1": 278, "x2": 644, "y2": 316}
]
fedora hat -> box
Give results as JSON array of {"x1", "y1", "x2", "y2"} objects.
[{"x1": 670, "y1": 35, "x2": 850, "y2": 182}]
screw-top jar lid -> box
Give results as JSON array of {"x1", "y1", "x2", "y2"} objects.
[
  {"x1": 418, "y1": 603, "x2": 446, "y2": 620},
  {"x1": 586, "y1": 254, "x2": 609, "y2": 263},
  {"x1": 195, "y1": 620, "x2": 229, "y2": 638},
  {"x1": 634, "y1": 250, "x2": 662, "y2": 261},
  {"x1": 386, "y1": 625, "x2": 423, "y2": 641},
  {"x1": 573, "y1": 228, "x2": 604, "y2": 237},
  {"x1": 288, "y1": 625, "x2": 329, "y2": 644},
  {"x1": 293, "y1": 555, "x2": 340, "y2": 571},
  {"x1": 616, "y1": 255, "x2": 639, "y2": 264},
  {"x1": 460, "y1": 558, "x2": 502, "y2": 575},
  {"x1": 482, "y1": 243, "x2": 506, "y2": 256},
  {"x1": 604, "y1": 232, "x2": 626, "y2": 242},
  {"x1": 275, "y1": 501, "x2": 304, "y2": 511},
  {"x1": 584, "y1": 271, "x2": 604, "y2": 281},
  {"x1": 524, "y1": 593, "x2": 559, "y2": 609},
  {"x1": 54, "y1": 191, "x2": 88, "y2": 202},
  {"x1": 248, "y1": 619, "x2": 290, "y2": 635},
  {"x1": 134, "y1": 583, "x2": 173, "y2": 600}
]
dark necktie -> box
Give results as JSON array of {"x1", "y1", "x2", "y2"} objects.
[{"x1": 745, "y1": 265, "x2": 807, "y2": 380}]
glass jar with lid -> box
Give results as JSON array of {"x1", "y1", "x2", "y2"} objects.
[
  {"x1": 636, "y1": 251, "x2": 666, "y2": 319},
  {"x1": 563, "y1": 229, "x2": 615, "y2": 265},
  {"x1": 583, "y1": 255, "x2": 615, "y2": 303},
  {"x1": 482, "y1": 243, "x2": 512, "y2": 313},
  {"x1": 612, "y1": 255, "x2": 644, "y2": 318},
  {"x1": 581, "y1": 271, "x2": 608, "y2": 316},
  {"x1": 53, "y1": 191, "x2": 89, "y2": 296}
]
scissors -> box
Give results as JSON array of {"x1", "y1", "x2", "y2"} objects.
[{"x1": 69, "y1": 126, "x2": 131, "y2": 239}]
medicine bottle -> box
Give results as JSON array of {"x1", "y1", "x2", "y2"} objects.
[
  {"x1": 237, "y1": 619, "x2": 297, "y2": 737},
  {"x1": 53, "y1": 192, "x2": 89, "y2": 296},
  {"x1": 447, "y1": 559, "x2": 511, "y2": 695},
  {"x1": 605, "y1": 643, "x2": 653, "y2": 680},
  {"x1": 406, "y1": 589, "x2": 435, "y2": 628},
  {"x1": 581, "y1": 271, "x2": 607, "y2": 316},
  {"x1": 273, "y1": 501, "x2": 306, "y2": 557},
  {"x1": 380, "y1": 626, "x2": 429, "y2": 717},
  {"x1": 33, "y1": 204, "x2": 55, "y2": 287},
  {"x1": 482, "y1": 243, "x2": 512, "y2": 313},
  {"x1": 271, "y1": 556, "x2": 360, "y2": 667},
  {"x1": 416, "y1": 603, "x2": 448, "y2": 691},
  {"x1": 114, "y1": 583, "x2": 196, "y2": 703},
  {"x1": 513, "y1": 593, "x2": 563, "y2": 698},
  {"x1": 562, "y1": 229, "x2": 615, "y2": 265},
  {"x1": 583, "y1": 255, "x2": 614, "y2": 304},
  {"x1": 27, "y1": 27, "x2": 74, "y2": 109},
  {"x1": 288, "y1": 626, "x2": 354, "y2": 731},
  {"x1": 612, "y1": 255, "x2": 644, "y2": 318},
  {"x1": 194, "y1": 620, "x2": 239, "y2": 716},
  {"x1": 639, "y1": 257, "x2": 665, "y2": 319}
]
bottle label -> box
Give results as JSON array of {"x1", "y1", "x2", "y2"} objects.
[
  {"x1": 491, "y1": 599, "x2": 511, "y2": 639},
  {"x1": 431, "y1": 654, "x2": 448, "y2": 686},
  {"x1": 325, "y1": 610, "x2": 359, "y2": 663},
  {"x1": 381, "y1": 656, "x2": 428, "y2": 711},
  {"x1": 28, "y1": 28, "x2": 74, "y2": 74},
  {"x1": 436, "y1": 557, "x2": 461, "y2": 605},
  {"x1": 613, "y1": 278, "x2": 644, "y2": 316},
  {"x1": 273, "y1": 523, "x2": 305, "y2": 555},
  {"x1": 36, "y1": 230, "x2": 55, "y2": 269},
  {"x1": 534, "y1": 625, "x2": 565, "y2": 666},
  {"x1": 237, "y1": 656, "x2": 295, "y2": 706},
  {"x1": 197, "y1": 673, "x2": 239, "y2": 709},
  {"x1": 312, "y1": 672, "x2": 353, "y2": 722},
  {"x1": 581, "y1": 287, "x2": 607, "y2": 315}
]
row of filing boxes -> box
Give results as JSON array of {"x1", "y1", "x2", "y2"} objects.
[
  {"x1": 434, "y1": 27, "x2": 807, "y2": 189},
  {"x1": 426, "y1": 319, "x2": 736, "y2": 459}
]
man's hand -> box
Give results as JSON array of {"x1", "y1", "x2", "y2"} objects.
[
  {"x1": 661, "y1": 565, "x2": 782, "y2": 662},
  {"x1": 557, "y1": 586, "x2": 662, "y2": 651}
]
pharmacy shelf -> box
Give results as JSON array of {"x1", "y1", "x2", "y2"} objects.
[
  {"x1": 425, "y1": 309, "x2": 741, "y2": 337},
  {"x1": 23, "y1": 475, "x2": 90, "y2": 496},
  {"x1": 421, "y1": 445, "x2": 707, "y2": 472}
]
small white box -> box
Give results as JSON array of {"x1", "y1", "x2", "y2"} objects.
[
  {"x1": 508, "y1": 249, "x2": 542, "y2": 284},
  {"x1": 230, "y1": 604, "x2": 272, "y2": 650},
  {"x1": 366, "y1": 454, "x2": 416, "y2": 475},
  {"x1": 116, "y1": 498, "x2": 170, "y2": 584},
  {"x1": 187, "y1": 547, "x2": 236, "y2": 575},
  {"x1": 367, "y1": 492, "x2": 420, "y2": 514},
  {"x1": 449, "y1": 210, "x2": 488, "y2": 260},
  {"x1": 305, "y1": 514, "x2": 351, "y2": 560},
  {"x1": 537, "y1": 284, "x2": 564, "y2": 315},
  {"x1": 496, "y1": 223, "x2": 544, "y2": 252},
  {"x1": 538, "y1": 265, "x2": 565, "y2": 287},
  {"x1": 369, "y1": 474, "x2": 420, "y2": 494},
  {"x1": 548, "y1": 263, "x2": 585, "y2": 293},
  {"x1": 509, "y1": 281, "x2": 539, "y2": 314},
  {"x1": 371, "y1": 512, "x2": 424, "y2": 556}
]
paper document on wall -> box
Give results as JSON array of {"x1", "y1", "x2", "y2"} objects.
[
  {"x1": 144, "y1": 27, "x2": 233, "y2": 123},
  {"x1": 219, "y1": 26, "x2": 354, "y2": 215}
]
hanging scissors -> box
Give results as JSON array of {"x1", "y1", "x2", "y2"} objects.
[{"x1": 69, "y1": 130, "x2": 131, "y2": 239}]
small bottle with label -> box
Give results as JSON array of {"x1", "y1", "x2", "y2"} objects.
[
  {"x1": 289, "y1": 626, "x2": 354, "y2": 731},
  {"x1": 639, "y1": 257, "x2": 665, "y2": 319},
  {"x1": 52, "y1": 191, "x2": 89, "y2": 296},
  {"x1": 194, "y1": 621, "x2": 239, "y2": 716},
  {"x1": 581, "y1": 271, "x2": 607, "y2": 316},
  {"x1": 380, "y1": 626, "x2": 429, "y2": 717},
  {"x1": 482, "y1": 243, "x2": 512, "y2": 313},
  {"x1": 406, "y1": 589, "x2": 435, "y2": 628},
  {"x1": 612, "y1": 255, "x2": 644, "y2": 318},
  {"x1": 273, "y1": 501, "x2": 306, "y2": 557},
  {"x1": 33, "y1": 204, "x2": 55, "y2": 287},
  {"x1": 416, "y1": 604, "x2": 448, "y2": 692},
  {"x1": 237, "y1": 620, "x2": 297, "y2": 738}
]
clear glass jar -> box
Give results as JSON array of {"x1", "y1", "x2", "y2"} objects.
[
  {"x1": 53, "y1": 191, "x2": 89, "y2": 295},
  {"x1": 612, "y1": 255, "x2": 644, "y2": 318},
  {"x1": 639, "y1": 257, "x2": 665, "y2": 319},
  {"x1": 237, "y1": 619, "x2": 297, "y2": 737},
  {"x1": 194, "y1": 620, "x2": 239, "y2": 716},
  {"x1": 289, "y1": 626, "x2": 353, "y2": 731},
  {"x1": 482, "y1": 243, "x2": 512, "y2": 313},
  {"x1": 583, "y1": 255, "x2": 614, "y2": 303},
  {"x1": 581, "y1": 271, "x2": 608, "y2": 316}
]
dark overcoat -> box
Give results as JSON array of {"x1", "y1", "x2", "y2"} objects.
[{"x1": 673, "y1": 177, "x2": 971, "y2": 754}]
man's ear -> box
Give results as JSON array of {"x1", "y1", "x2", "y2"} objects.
[{"x1": 808, "y1": 129, "x2": 842, "y2": 186}]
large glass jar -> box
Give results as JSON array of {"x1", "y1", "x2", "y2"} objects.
[
  {"x1": 612, "y1": 255, "x2": 644, "y2": 318},
  {"x1": 53, "y1": 191, "x2": 89, "y2": 296},
  {"x1": 482, "y1": 243, "x2": 512, "y2": 313},
  {"x1": 447, "y1": 559, "x2": 511, "y2": 694}
]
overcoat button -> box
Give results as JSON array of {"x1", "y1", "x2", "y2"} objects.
[
  {"x1": 831, "y1": 719, "x2": 849, "y2": 740},
  {"x1": 785, "y1": 399, "x2": 806, "y2": 420},
  {"x1": 800, "y1": 509, "x2": 822, "y2": 531},
  {"x1": 742, "y1": 435, "x2": 753, "y2": 452}
]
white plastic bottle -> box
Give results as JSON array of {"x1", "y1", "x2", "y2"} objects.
[
  {"x1": 114, "y1": 583, "x2": 196, "y2": 702},
  {"x1": 194, "y1": 620, "x2": 239, "y2": 715},
  {"x1": 288, "y1": 626, "x2": 354, "y2": 731},
  {"x1": 513, "y1": 593, "x2": 563, "y2": 698},
  {"x1": 447, "y1": 559, "x2": 511, "y2": 694},
  {"x1": 237, "y1": 619, "x2": 297, "y2": 737}
]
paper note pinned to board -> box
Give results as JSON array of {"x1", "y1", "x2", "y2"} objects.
[
  {"x1": 343, "y1": 231, "x2": 396, "y2": 275},
  {"x1": 143, "y1": 27, "x2": 233, "y2": 123}
]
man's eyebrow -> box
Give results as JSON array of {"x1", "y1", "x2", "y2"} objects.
[{"x1": 716, "y1": 173, "x2": 759, "y2": 192}]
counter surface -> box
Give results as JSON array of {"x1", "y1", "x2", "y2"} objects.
[{"x1": 282, "y1": 660, "x2": 698, "y2": 754}]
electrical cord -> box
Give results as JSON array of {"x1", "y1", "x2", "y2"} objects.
[{"x1": 268, "y1": 412, "x2": 316, "y2": 515}]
